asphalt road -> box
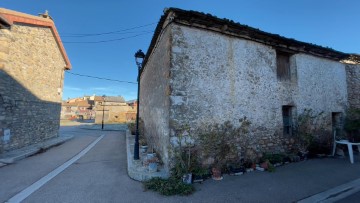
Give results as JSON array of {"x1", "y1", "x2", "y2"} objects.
[
  {"x1": 2, "y1": 126, "x2": 360, "y2": 203},
  {"x1": 1, "y1": 127, "x2": 175, "y2": 203},
  {"x1": 0, "y1": 127, "x2": 98, "y2": 202}
]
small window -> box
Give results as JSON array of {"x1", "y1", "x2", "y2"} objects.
[
  {"x1": 282, "y1": 106, "x2": 293, "y2": 136},
  {"x1": 277, "y1": 52, "x2": 291, "y2": 81}
]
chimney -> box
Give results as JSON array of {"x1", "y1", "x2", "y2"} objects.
[{"x1": 38, "y1": 10, "x2": 53, "y2": 20}]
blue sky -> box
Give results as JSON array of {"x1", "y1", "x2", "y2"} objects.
[{"x1": 1, "y1": 0, "x2": 359, "y2": 101}]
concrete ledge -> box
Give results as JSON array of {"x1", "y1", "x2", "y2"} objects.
[
  {"x1": 126, "y1": 130, "x2": 169, "y2": 181},
  {"x1": 0, "y1": 135, "x2": 73, "y2": 164},
  {"x1": 298, "y1": 178, "x2": 360, "y2": 203}
]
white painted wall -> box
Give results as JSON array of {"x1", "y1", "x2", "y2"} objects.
[{"x1": 169, "y1": 24, "x2": 348, "y2": 140}]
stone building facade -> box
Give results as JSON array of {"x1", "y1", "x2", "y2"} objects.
[
  {"x1": 61, "y1": 100, "x2": 94, "y2": 120},
  {"x1": 0, "y1": 8, "x2": 71, "y2": 153},
  {"x1": 94, "y1": 97, "x2": 137, "y2": 124},
  {"x1": 140, "y1": 8, "x2": 360, "y2": 171},
  {"x1": 345, "y1": 63, "x2": 360, "y2": 109}
]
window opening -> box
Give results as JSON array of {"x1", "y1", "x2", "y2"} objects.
[
  {"x1": 282, "y1": 105, "x2": 293, "y2": 136},
  {"x1": 277, "y1": 52, "x2": 291, "y2": 81}
]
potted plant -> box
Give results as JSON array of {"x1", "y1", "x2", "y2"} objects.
[
  {"x1": 144, "y1": 156, "x2": 159, "y2": 172},
  {"x1": 211, "y1": 165, "x2": 223, "y2": 180},
  {"x1": 243, "y1": 159, "x2": 254, "y2": 172},
  {"x1": 198, "y1": 119, "x2": 251, "y2": 181},
  {"x1": 139, "y1": 138, "x2": 148, "y2": 153},
  {"x1": 227, "y1": 163, "x2": 246, "y2": 175},
  {"x1": 192, "y1": 167, "x2": 210, "y2": 182}
]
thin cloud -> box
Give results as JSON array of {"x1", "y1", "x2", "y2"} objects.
[
  {"x1": 90, "y1": 87, "x2": 107, "y2": 91},
  {"x1": 64, "y1": 86, "x2": 82, "y2": 91}
]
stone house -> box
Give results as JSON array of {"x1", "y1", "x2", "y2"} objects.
[
  {"x1": 140, "y1": 8, "x2": 360, "y2": 171},
  {"x1": 94, "y1": 96, "x2": 137, "y2": 124},
  {"x1": 0, "y1": 8, "x2": 71, "y2": 153},
  {"x1": 61, "y1": 100, "x2": 94, "y2": 120}
]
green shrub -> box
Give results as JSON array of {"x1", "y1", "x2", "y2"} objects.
[
  {"x1": 198, "y1": 118, "x2": 251, "y2": 170},
  {"x1": 143, "y1": 177, "x2": 195, "y2": 196},
  {"x1": 127, "y1": 118, "x2": 144, "y2": 135},
  {"x1": 127, "y1": 122, "x2": 136, "y2": 135},
  {"x1": 344, "y1": 108, "x2": 360, "y2": 142},
  {"x1": 261, "y1": 153, "x2": 286, "y2": 164},
  {"x1": 294, "y1": 109, "x2": 330, "y2": 154}
]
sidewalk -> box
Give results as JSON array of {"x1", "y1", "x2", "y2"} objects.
[
  {"x1": 124, "y1": 128, "x2": 360, "y2": 202},
  {"x1": 0, "y1": 135, "x2": 73, "y2": 166},
  {"x1": 126, "y1": 130, "x2": 169, "y2": 181}
]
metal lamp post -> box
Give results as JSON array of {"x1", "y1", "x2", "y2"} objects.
[
  {"x1": 101, "y1": 95, "x2": 106, "y2": 130},
  {"x1": 134, "y1": 49, "x2": 145, "y2": 160}
]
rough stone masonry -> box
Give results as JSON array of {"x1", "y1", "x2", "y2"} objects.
[
  {"x1": 0, "y1": 8, "x2": 70, "y2": 153},
  {"x1": 140, "y1": 8, "x2": 360, "y2": 172}
]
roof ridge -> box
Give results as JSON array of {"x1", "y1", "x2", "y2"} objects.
[{"x1": 142, "y1": 7, "x2": 358, "y2": 69}]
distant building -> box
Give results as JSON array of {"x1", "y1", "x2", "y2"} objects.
[
  {"x1": 61, "y1": 95, "x2": 136, "y2": 123},
  {"x1": 94, "y1": 96, "x2": 137, "y2": 124},
  {"x1": 61, "y1": 100, "x2": 94, "y2": 120},
  {"x1": 0, "y1": 8, "x2": 71, "y2": 153}
]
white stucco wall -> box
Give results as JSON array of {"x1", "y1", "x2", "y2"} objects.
[
  {"x1": 169, "y1": 24, "x2": 348, "y2": 154},
  {"x1": 295, "y1": 54, "x2": 348, "y2": 114}
]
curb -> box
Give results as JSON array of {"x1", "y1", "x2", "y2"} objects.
[
  {"x1": 298, "y1": 178, "x2": 360, "y2": 203},
  {"x1": 0, "y1": 148, "x2": 40, "y2": 164},
  {"x1": 0, "y1": 135, "x2": 74, "y2": 165},
  {"x1": 126, "y1": 130, "x2": 169, "y2": 181}
]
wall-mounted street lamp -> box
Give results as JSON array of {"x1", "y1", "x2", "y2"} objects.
[
  {"x1": 134, "y1": 49, "x2": 145, "y2": 160},
  {"x1": 102, "y1": 95, "x2": 106, "y2": 130}
]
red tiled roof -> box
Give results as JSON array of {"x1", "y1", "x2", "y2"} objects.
[
  {"x1": 76, "y1": 100, "x2": 91, "y2": 107},
  {"x1": 93, "y1": 96, "x2": 104, "y2": 101}
]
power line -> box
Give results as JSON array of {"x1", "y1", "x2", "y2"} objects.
[
  {"x1": 61, "y1": 30, "x2": 153, "y2": 38},
  {"x1": 0, "y1": 22, "x2": 156, "y2": 44},
  {"x1": 0, "y1": 31, "x2": 153, "y2": 44},
  {"x1": 62, "y1": 32, "x2": 153, "y2": 44},
  {"x1": 61, "y1": 22, "x2": 156, "y2": 36},
  {"x1": 66, "y1": 71, "x2": 137, "y2": 84}
]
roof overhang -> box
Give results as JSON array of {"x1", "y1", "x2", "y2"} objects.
[
  {"x1": 0, "y1": 8, "x2": 71, "y2": 69},
  {"x1": 0, "y1": 14, "x2": 11, "y2": 28},
  {"x1": 142, "y1": 8, "x2": 359, "y2": 71}
]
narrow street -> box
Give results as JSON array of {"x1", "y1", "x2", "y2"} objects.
[
  {"x1": 0, "y1": 126, "x2": 180, "y2": 203},
  {"x1": 0, "y1": 127, "x2": 148, "y2": 203},
  {"x1": 22, "y1": 128, "x2": 138, "y2": 203},
  {"x1": 2, "y1": 126, "x2": 360, "y2": 203}
]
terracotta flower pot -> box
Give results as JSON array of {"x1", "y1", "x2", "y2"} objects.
[
  {"x1": 211, "y1": 167, "x2": 223, "y2": 180},
  {"x1": 260, "y1": 162, "x2": 269, "y2": 170}
]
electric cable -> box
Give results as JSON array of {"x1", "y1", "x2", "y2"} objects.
[{"x1": 65, "y1": 71, "x2": 137, "y2": 84}]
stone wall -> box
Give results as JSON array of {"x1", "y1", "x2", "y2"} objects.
[
  {"x1": 168, "y1": 25, "x2": 348, "y2": 160},
  {"x1": 345, "y1": 64, "x2": 360, "y2": 109},
  {"x1": 0, "y1": 23, "x2": 65, "y2": 153},
  {"x1": 140, "y1": 27, "x2": 172, "y2": 171},
  {"x1": 94, "y1": 102, "x2": 136, "y2": 123}
]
